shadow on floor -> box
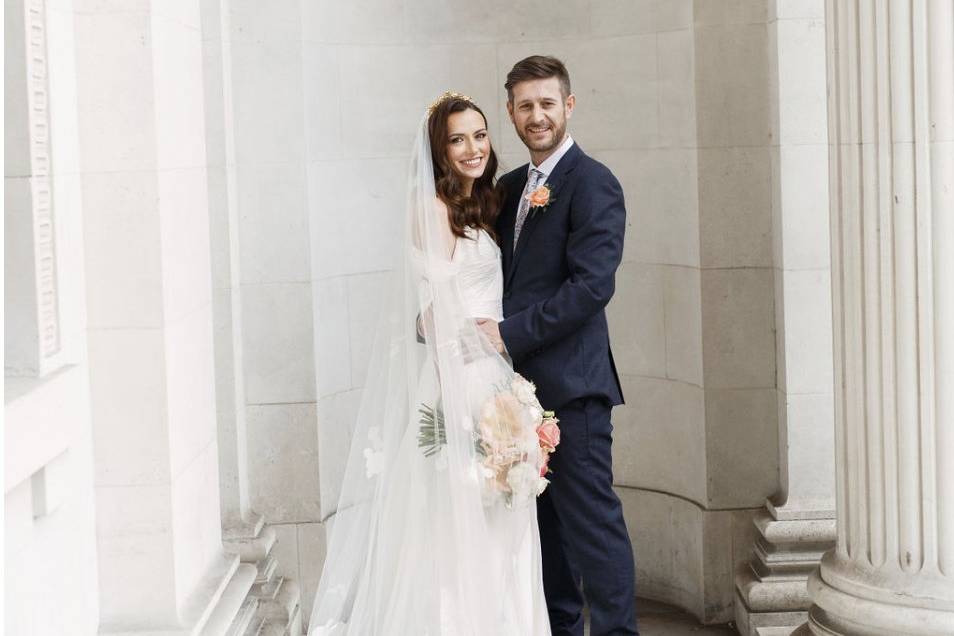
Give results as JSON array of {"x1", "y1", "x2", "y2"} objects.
[{"x1": 583, "y1": 598, "x2": 739, "y2": 636}]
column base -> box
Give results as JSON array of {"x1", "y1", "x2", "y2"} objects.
[
  {"x1": 804, "y1": 556, "x2": 954, "y2": 635},
  {"x1": 734, "y1": 507, "x2": 835, "y2": 636}
]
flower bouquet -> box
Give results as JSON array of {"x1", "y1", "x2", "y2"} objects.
[{"x1": 418, "y1": 374, "x2": 560, "y2": 508}]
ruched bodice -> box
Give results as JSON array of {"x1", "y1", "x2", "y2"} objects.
[{"x1": 454, "y1": 227, "x2": 503, "y2": 322}]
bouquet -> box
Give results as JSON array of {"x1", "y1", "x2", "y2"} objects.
[{"x1": 418, "y1": 374, "x2": 560, "y2": 508}]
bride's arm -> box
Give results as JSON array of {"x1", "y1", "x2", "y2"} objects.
[
  {"x1": 432, "y1": 196, "x2": 457, "y2": 260},
  {"x1": 416, "y1": 196, "x2": 457, "y2": 340}
]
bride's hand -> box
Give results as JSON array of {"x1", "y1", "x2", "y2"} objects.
[{"x1": 476, "y1": 319, "x2": 506, "y2": 354}]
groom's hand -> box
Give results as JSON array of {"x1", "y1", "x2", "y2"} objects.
[{"x1": 476, "y1": 319, "x2": 506, "y2": 354}]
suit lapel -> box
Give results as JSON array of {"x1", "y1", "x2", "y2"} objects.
[{"x1": 505, "y1": 143, "x2": 583, "y2": 287}]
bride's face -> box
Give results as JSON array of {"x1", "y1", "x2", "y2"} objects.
[{"x1": 445, "y1": 109, "x2": 491, "y2": 182}]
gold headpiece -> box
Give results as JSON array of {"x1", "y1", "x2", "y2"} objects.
[{"x1": 426, "y1": 91, "x2": 476, "y2": 116}]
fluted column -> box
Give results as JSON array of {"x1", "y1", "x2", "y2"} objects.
[
  {"x1": 800, "y1": 1, "x2": 954, "y2": 633},
  {"x1": 734, "y1": 3, "x2": 836, "y2": 633}
]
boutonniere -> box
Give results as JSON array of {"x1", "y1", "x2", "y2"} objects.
[{"x1": 525, "y1": 183, "x2": 555, "y2": 211}]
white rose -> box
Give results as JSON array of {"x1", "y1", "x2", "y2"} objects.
[
  {"x1": 519, "y1": 430, "x2": 541, "y2": 456},
  {"x1": 528, "y1": 405, "x2": 543, "y2": 424},
  {"x1": 511, "y1": 375, "x2": 537, "y2": 405},
  {"x1": 506, "y1": 461, "x2": 545, "y2": 502}
]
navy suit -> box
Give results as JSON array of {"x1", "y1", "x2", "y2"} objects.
[{"x1": 497, "y1": 142, "x2": 638, "y2": 636}]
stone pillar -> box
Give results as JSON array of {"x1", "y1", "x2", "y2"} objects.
[
  {"x1": 74, "y1": 0, "x2": 256, "y2": 631},
  {"x1": 735, "y1": 2, "x2": 837, "y2": 633},
  {"x1": 200, "y1": 1, "x2": 303, "y2": 632},
  {"x1": 5, "y1": 0, "x2": 100, "y2": 632},
  {"x1": 200, "y1": 0, "x2": 256, "y2": 536},
  {"x1": 796, "y1": 1, "x2": 954, "y2": 633}
]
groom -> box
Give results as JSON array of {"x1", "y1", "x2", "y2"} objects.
[{"x1": 478, "y1": 56, "x2": 638, "y2": 636}]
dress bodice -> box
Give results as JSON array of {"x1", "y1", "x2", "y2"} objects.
[{"x1": 454, "y1": 227, "x2": 503, "y2": 322}]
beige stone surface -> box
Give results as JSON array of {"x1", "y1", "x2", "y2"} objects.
[
  {"x1": 607, "y1": 263, "x2": 667, "y2": 377},
  {"x1": 704, "y1": 388, "x2": 779, "y2": 507},
  {"x1": 297, "y1": 521, "x2": 329, "y2": 628},
  {"x1": 614, "y1": 375, "x2": 707, "y2": 504},
  {"x1": 701, "y1": 268, "x2": 776, "y2": 389},
  {"x1": 619, "y1": 487, "x2": 761, "y2": 625},
  {"x1": 241, "y1": 282, "x2": 316, "y2": 404},
  {"x1": 235, "y1": 162, "x2": 310, "y2": 285},
  {"x1": 697, "y1": 146, "x2": 773, "y2": 269},
  {"x1": 664, "y1": 266, "x2": 704, "y2": 386},
  {"x1": 246, "y1": 403, "x2": 320, "y2": 523}
]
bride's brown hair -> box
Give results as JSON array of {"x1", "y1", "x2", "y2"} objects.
[{"x1": 427, "y1": 96, "x2": 500, "y2": 241}]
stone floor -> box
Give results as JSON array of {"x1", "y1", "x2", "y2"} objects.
[{"x1": 582, "y1": 598, "x2": 738, "y2": 635}]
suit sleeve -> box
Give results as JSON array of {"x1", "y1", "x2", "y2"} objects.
[{"x1": 499, "y1": 165, "x2": 626, "y2": 361}]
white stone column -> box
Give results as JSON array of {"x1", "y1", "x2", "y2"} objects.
[
  {"x1": 735, "y1": 2, "x2": 837, "y2": 633},
  {"x1": 797, "y1": 1, "x2": 954, "y2": 633},
  {"x1": 200, "y1": 0, "x2": 256, "y2": 536},
  {"x1": 200, "y1": 1, "x2": 303, "y2": 632},
  {"x1": 5, "y1": 0, "x2": 100, "y2": 632},
  {"x1": 74, "y1": 0, "x2": 256, "y2": 631}
]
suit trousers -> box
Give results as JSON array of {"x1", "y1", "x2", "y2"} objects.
[{"x1": 537, "y1": 397, "x2": 638, "y2": 636}]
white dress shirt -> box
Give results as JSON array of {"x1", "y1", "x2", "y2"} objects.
[{"x1": 528, "y1": 134, "x2": 575, "y2": 181}]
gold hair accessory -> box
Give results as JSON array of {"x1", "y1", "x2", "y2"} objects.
[{"x1": 426, "y1": 91, "x2": 476, "y2": 116}]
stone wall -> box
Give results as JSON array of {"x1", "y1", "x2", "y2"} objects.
[
  {"x1": 300, "y1": 0, "x2": 783, "y2": 627},
  {"x1": 3, "y1": 0, "x2": 824, "y2": 631},
  {"x1": 4, "y1": 0, "x2": 99, "y2": 631}
]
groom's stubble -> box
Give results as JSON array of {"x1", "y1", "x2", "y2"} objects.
[
  {"x1": 515, "y1": 114, "x2": 567, "y2": 156},
  {"x1": 506, "y1": 76, "x2": 575, "y2": 165}
]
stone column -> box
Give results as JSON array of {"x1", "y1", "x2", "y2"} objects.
[
  {"x1": 200, "y1": 0, "x2": 257, "y2": 536},
  {"x1": 735, "y1": 2, "x2": 837, "y2": 633},
  {"x1": 200, "y1": 1, "x2": 303, "y2": 632},
  {"x1": 796, "y1": 1, "x2": 954, "y2": 633},
  {"x1": 74, "y1": 0, "x2": 256, "y2": 631}
]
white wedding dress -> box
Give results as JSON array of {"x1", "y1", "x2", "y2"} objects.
[{"x1": 308, "y1": 116, "x2": 550, "y2": 635}]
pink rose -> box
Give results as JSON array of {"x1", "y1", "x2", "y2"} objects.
[
  {"x1": 537, "y1": 418, "x2": 560, "y2": 452},
  {"x1": 525, "y1": 184, "x2": 552, "y2": 208},
  {"x1": 539, "y1": 454, "x2": 550, "y2": 477}
]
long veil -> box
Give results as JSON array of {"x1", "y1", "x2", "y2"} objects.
[{"x1": 308, "y1": 112, "x2": 550, "y2": 635}]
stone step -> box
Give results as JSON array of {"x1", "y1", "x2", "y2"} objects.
[
  {"x1": 225, "y1": 524, "x2": 277, "y2": 563},
  {"x1": 256, "y1": 576, "x2": 301, "y2": 623},
  {"x1": 226, "y1": 597, "x2": 260, "y2": 636},
  {"x1": 253, "y1": 574, "x2": 284, "y2": 602},
  {"x1": 224, "y1": 513, "x2": 267, "y2": 542},
  {"x1": 261, "y1": 604, "x2": 303, "y2": 636},
  {"x1": 242, "y1": 614, "x2": 267, "y2": 636},
  {"x1": 256, "y1": 553, "x2": 279, "y2": 585},
  {"x1": 201, "y1": 562, "x2": 258, "y2": 636}
]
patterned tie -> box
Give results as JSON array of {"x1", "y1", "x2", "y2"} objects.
[{"x1": 513, "y1": 168, "x2": 544, "y2": 253}]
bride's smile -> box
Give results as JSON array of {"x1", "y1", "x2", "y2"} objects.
[{"x1": 445, "y1": 107, "x2": 492, "y2": 190}]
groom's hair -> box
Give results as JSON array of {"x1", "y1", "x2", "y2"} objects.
[{"x1": 505, "y1": 56, "x2": 571, "y2": 102}]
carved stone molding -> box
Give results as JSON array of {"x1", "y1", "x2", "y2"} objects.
[{"x1": 26, "y1": 0, "x2": 60, "y2": 362}]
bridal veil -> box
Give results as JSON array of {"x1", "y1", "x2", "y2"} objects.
[{"x1": 308, "y1": 109, "x2": 549, "y2": 635}]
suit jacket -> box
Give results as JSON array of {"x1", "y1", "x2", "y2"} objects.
[{"x1": 496, "y1": 142, "x2": 625, "y2": 411}]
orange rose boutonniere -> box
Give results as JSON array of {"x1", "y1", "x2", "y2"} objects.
[{"x1": 525, "y1": 183, "x2": 554, "y2": 211}]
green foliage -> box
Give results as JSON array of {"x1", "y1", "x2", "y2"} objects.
[{"x1": 417, "y1": 403, "x2": 446, "y2": 457}]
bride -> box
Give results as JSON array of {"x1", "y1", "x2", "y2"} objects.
[{"x1": 308, "y1": 93, "x2": 553, "y2": 635}]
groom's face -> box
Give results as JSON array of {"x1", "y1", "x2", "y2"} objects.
[{"x1": 507, "y1": 77, "x2": 575, "y2": 157}]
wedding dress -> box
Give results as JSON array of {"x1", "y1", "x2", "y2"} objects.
[{"x1": 308, "y1": 114, "x2": 550, "y2": 635}]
